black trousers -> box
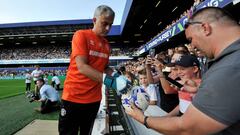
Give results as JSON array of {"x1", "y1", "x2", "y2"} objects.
[
  {"x1": 26, "y1": 83, "x2": 31, "y2": 91},
  {"x1": 41, "y1": 99, "x2": 58, "y2": 114},
  {"x1": 58, "y1": 100, "x2": 100, "y2": 135}
]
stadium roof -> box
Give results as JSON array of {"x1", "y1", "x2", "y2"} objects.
[
  {"x1": 0, "y1": 0, "x2": 238, "y2": 50},
  {"x1": 0, "y1": 0, "x2": 193, "y2": 48}
]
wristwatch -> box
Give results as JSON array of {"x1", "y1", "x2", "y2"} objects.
[{"x1": 144, "y1": 116, "x2": 150, "y2": 128}]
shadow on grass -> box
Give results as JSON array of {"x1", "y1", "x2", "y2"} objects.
[{"x1": 0, "y1": 92, "x2": 25, "y2": 100}]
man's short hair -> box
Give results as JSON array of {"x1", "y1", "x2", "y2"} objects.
[
  {"x1": 189, "y1": 7, "x2": 238, "y2": 26},
  {"x1": 94, "y1": 5, "x2": 115, "y2": 18},
  {"x1": 37, "y1": 78, "x2": 44, "y2": 83}
]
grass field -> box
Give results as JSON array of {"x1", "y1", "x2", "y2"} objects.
[
  {"x1": 0, "y1": 77, "x2": 65, "y2": 135},
  {"x1": 0, "y1": 79, "x2": 28, "y2": 99}
]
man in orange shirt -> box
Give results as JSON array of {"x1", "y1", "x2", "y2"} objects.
[{"x1": 58, "y1": 5, "x2": 128, "y2": 135}]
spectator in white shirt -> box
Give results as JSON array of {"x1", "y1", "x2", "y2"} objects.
[
  {"x1": 25, "y1": 70, "x2": 32, "y2": 92},
  {"x1": 51, "y1": 73, "x2": 61, "y2": 90}
]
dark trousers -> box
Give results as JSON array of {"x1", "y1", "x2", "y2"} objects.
[
  {"x1": 41, "y1": 99, "x2": 58, "y2": 114},
  {"x1": 56, "y1": 84, "x2": 60, "y2": 90},
  {"x1": 58, "y1": 100, "x2": 100, "y2": 135},
  {"x1": 26, "y1": 83, "x2": 31, "y2": 91}
]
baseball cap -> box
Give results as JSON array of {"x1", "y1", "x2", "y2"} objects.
[{"x1": 173, "y1": 55, "x2": 200, "y2": 67}]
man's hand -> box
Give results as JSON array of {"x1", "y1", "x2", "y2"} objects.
[
  {"x1": 152, "y1": 58, "x2": 164, "y2": 72},
  {"x1": 182, "y1": 79, "x2": 199, "y2": 93},
  {"x1": 145, "y1": 55, "x2": 153, "y2": 66},
  {"x1": 125, "y1": 103, "x2": 145, "y2": 124},
  {"x1": 103, "y1": 74, "x2": 130, "y2": 94}
]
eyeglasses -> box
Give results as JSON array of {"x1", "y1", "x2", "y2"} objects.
[{"x1": 184, "y1": 21, "x2": 203, "y2": 29}]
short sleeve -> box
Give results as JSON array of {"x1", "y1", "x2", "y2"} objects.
[
  {"x1": 192, "y1": 66, "x2": 240, "y2": 125},
  {"x1": 71, "y1": 30, "x2": 88, "y2": 58},
  {"x1": 147, "y1": 84, "x2": 158, "y2": 101}
]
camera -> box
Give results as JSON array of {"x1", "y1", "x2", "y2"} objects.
[
  {"x1": 26, "y1": 91, "x2": 38, "y2": 103},
  {"x1": 165, "y1": 76, "x2": 183, "y2": 89}
]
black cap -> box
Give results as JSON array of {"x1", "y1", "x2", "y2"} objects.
[{"x1": 174, "y1": 55, "x2": 200, "y2": 67}]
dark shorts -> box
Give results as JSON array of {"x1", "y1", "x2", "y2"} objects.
[{"x1": 58, "y1": 100, "x2": 100, "y2": 135}]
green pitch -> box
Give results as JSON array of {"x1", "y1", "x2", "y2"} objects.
[
  {"x1": 0, "y1": 77, "x2": 65, "y2": 135},
  {"x1": 0, "y1": 77, "x2": 65, "y2": 99},
  {"x1": 0, "y1": 79, "x2": 30, "y2": 99}
]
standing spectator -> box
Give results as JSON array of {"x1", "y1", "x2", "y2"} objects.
[
  {"x1": 51, "y1": 73, "x2": 61, "y2": 90},
  {"x1": 25, "y1": 70, "x2": 32, "y2": 92},
  {"x1": 161, "y1": 55, "x2": 201, "y2": 116},
  {"x1": 31, "y1": 65, "x2": 43, "y2": 97},
  {"x1": 44, "y1": 73, "x2": 49, "y2": 84},
  {"x1": 126, "y1": 7, "x2": 240, "y2": 134},
  {"x1": 31, "y1": 65, "x2": 43, "y2": 84},
  {"x1": 58, "y1": 5, "x2": 128, "y2": 135},
  {"x1": 138, "y1": 69, "x2": 158, "y2": 105}
]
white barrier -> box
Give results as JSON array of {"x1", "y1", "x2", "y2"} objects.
[
  {"x1": 92, "y1": 85, "x2": 167, "y2": 135},
  {"x1": 126, "y1": 105, "x2": 167, "y2": 135},
  {"x1": 91, "y1": 85, "x2": 108, "y2": 135}
]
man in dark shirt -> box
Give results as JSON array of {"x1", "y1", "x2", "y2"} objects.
[{"x1": 126, "y1": 7, "x2": 240, "y2": 135}]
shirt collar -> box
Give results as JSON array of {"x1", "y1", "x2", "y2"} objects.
[{"x1": 208, "y1": 38, "x2": 240, "y2": 68}]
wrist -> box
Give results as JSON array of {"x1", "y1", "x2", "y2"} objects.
[
  {"x1": 159, "y1": 75, "x2": 165, "y2": 78},
  {"x1": 143, "y1": 116, "x2": 150, "y2": 128}
]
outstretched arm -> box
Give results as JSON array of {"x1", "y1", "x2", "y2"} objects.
[{"x1": 126, "y1": 104, "x2": 227, "y2": 135}]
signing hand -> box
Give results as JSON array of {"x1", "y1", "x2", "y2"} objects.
[
  {"x1": 182, "y1": 79, "x2": 199, "y2": 93},
  {"x1": 125, "y1": 103, "x2": 145, "y2": 123}
]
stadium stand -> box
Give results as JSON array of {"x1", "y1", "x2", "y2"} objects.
[{"x1": 0, "y1": 0, "x2": 239, "y2": 135}]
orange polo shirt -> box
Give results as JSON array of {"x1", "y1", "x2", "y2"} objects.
[{"x1": 62, "y1": 29, "x2": 110, "y2": 103}]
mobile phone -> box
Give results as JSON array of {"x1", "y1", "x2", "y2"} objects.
[
  {"x1": 149, "y1": 49, "x2": 155, "y2": 58},
  {"x1": 165, "y1": 76, "x2": 183, "y2": 89}
]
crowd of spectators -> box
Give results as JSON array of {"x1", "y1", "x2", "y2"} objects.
[
  {"x1": 0, "y1": 67, "x2": 67, "y2": 79},
  {"x1": 110, "y1": 47, "x2": 137, "y2": 56},
  {"x1": 0, "y1": 45, "x2": 135, "y2": 60},
  {"x1": 0, "y1": 45, "x2": 70, "y2": 60},
  {"x1": 163, "y1": 0, "x2": 203, "y2": 31},
  {"x1": 138, "y1": 0, "x2": 204, "y2": 52},
  {"x1": 115, "y1": 44, "x2": 207, "y2": 113}
]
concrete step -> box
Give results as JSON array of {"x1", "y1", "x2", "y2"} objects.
[{"x1": 14, "y1": 119, "x2": 58, "y2": 135}]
